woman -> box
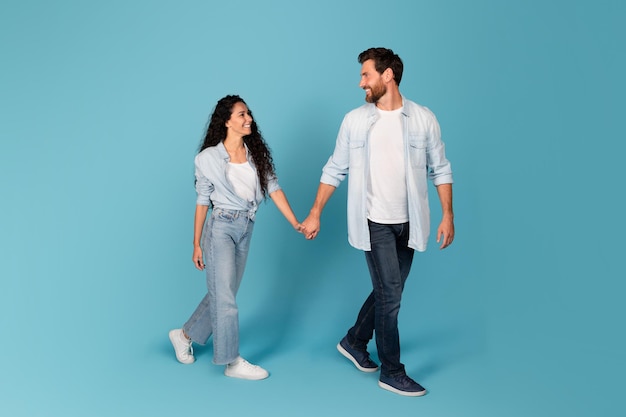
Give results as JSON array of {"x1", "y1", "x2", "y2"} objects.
[{"x1": 169, "y1": 95, "x2": 302, "y2": 380}]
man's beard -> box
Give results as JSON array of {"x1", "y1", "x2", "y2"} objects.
[{"x1": 365, "y1": 81, "x2": 387, "y2": 103}]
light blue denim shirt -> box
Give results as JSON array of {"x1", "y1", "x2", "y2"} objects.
[
  {"x1": 195, "y1": 142, "x2": 281, "y2": 216},
  {"x1": 320, "y1": 97, "x2": 453, "y2": 252}
]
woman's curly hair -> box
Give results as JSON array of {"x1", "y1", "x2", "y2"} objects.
[{"x1": 198, "y1": 95, "x2": 276, "y2": 197}]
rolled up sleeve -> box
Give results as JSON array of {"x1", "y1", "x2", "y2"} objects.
[
  {"x1": 266, "y1": 173, "x2": 282, "y2": 195},
  {"x1": 425, "y1": 111, "x2": 453, "y2": 186},
  {"x1": 321, "y1": 116, "x2": 350, "y2": 186},
  {"x1": 194, "y1": 156, "x2": 213, "y2": 207}
]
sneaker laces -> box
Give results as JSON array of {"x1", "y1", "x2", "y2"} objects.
[
  {"x1": 239, "y1": 358, "x2": 256, "y2": 369},
  {"x1": 230, "y1": 358, "x2": 262, "y2": 372},
  {"x1": 180, "y1": 333, "x2": 193, "y2": 356},
  {"x1": 398, "y1": 374, "x2": 416, "y2": 384}
]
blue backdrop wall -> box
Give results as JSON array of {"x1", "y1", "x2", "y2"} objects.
[{"x1": 1, "y1": 0, "x2": 624, "y2": 416}]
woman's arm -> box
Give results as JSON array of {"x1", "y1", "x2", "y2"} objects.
[
  {"x1": 269, "y1": 189, "x2": 303, "y2": 233},
  {"x1": 192, "y1": 204, "x2": 210, "y2": 270}
]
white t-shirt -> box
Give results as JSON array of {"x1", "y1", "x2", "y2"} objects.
[
  {"x1": 227, "y1": 161, "x2": 257, "y2": 203},
  {"x1": 367, "y1": 106, "x2": 408, "y2": 224}
]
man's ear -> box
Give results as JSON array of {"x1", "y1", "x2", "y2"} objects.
[{"x1": 383, "y1": 67, "x2": 394, "y2": 83}]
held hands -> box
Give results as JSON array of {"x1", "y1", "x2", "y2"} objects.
[
  {"x1": 300, "y1": 214, "x2": 320, "y2": 240},
  {"x1": 293, "y1": 217, "x2": 318, "y2": 240},
  {"x1": 290, "y1": 215, "x2": 320, "y2": 240}
]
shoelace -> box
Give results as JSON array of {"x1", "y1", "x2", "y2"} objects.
[
  {"x1": 399, "y1": 375, "x2": 415, "y2": 384},
  {"x1": 240, "y1": 359, "x2": 255, "y2": 369},
  {"x1": 397, "y1": 375, "x2": 422, "y2": 389},
  {"x1": 180, "y1": 334, "x2": 193, "y2": 357},
  {"x1": 233, "y1": 358, "x2": 258, "y2": 370},
  {"x1": 185, "y1": 339, "x2": 194, "y2": 357}
]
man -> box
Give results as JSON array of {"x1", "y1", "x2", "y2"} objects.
[{"x1": 301, "y1": 47, "x2": 454, "y2": 396}]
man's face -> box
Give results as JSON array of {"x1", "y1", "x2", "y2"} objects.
[{"x1": 359, "y1": 59, "x2": 386, "y2": 103}]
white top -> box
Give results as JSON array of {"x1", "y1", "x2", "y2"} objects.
[
  {"x1": 367, "y1": 106, "x2": 408, "y2": 224},
  {"x1": 226, "y1": 161, "x2": 257, "y2": 203}
]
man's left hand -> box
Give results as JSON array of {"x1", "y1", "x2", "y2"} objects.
[{"x1": 436, "y1": 217, "x2": 455, "y2": 249}]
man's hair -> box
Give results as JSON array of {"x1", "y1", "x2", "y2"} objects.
[{"x1": 358, "y1": 47, "x2": 404, "y2": 86}]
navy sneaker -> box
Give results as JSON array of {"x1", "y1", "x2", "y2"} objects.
[
  {"x1": 336, "y1": 336, "x2": 379, "y2": 373},
  {"x1": 378, "y1": 374, "x2": 427, "y2": 397}
]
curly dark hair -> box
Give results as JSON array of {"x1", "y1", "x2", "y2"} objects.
[
  {"x1": 358, "y1": 47, "x2": 404, "y2": 86},
  {"x1": 198, "y1": 95, "x2": 276, "y2": 198}
]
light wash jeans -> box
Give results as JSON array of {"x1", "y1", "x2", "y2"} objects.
[{"x1": 183, "y1": 208, "x2": 255, "y2": 365}]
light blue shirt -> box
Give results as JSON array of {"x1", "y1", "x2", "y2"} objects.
[
  {"x1": 320, "y1": 97, "x2": 453, "y2": 252},
  {"x1": 195, "y1": 142, "x2": 281, "y2": 215}
]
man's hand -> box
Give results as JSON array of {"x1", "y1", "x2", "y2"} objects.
[
  {"x1": 300, "y1": 183, "x2": 336, "y2": 240},
  {"x1": 301, "y1": 214, "x2": 321, "y2": 240},
  {"x1": 436, "y1": 216, "x2": 455, "y2": 249}
]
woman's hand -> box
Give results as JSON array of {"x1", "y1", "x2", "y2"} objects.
[{"x1": 192, "y1": 246, "x2": 205, "y2": 270}]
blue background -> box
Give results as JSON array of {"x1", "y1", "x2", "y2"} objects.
[{"x1": 1, "y1": 0, "x2": 624, "y2": 415}]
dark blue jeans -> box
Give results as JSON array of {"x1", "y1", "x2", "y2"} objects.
[{"x1": 346, "y1": 221, "x2": 415, "y2": 377}]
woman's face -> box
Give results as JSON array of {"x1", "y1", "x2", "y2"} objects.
[{"x1": 225, "y1": 102, "x2": 253, "y2": 138}]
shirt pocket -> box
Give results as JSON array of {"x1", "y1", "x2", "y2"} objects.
[
  {"x1": 349, "y1": 140, "x2": 367, "y2": 169},
  {"x1": 408, "y1": 134, "x2": 427, "y2": 168}
]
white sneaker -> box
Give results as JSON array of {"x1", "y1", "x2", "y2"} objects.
[
  {"x1": 224, "y1": 357, "x2": 269, "y2": 380},
  {"x1": 169, "y1": 329, "x2": 194, "y2": 364}
]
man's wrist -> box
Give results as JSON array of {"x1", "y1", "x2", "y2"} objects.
[{"x1": 308, "y1": 208, "x2": 322, "y2": 218}]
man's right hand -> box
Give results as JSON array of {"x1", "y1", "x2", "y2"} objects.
[{"x1": 301, "y1": 214, "x2": 321, "y2": 240}]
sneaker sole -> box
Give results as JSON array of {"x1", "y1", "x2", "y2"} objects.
[
  {"x1": 224, "y1": 369, "x2": 269, "y2": 380},
  {"x1": 378, "y1": 380, "x2": 427, "y2": 397},
  {"x1": 168, "y1": 330, "x2": 195, "y2": 364},
  {"x1": 336, "y1": 343, "x2": 379, "y2": 373}
]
